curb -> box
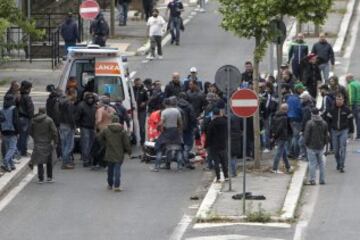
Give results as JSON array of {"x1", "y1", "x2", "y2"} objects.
[
  {"x1": 0, "y1": 157, "x2": 32, "y2": 200},
  {"x1": 196, "y1": 162, "x2": 309, "y2": 222},
  {"x1": 333, "y1": 0, "x2": 356, "y2": 55},
  {"x1": 135, "y1": 9, "x2": 198, "y2": 56},
  {"x1": 280, "y1": 161, "x2": 308, "y2": 221}
]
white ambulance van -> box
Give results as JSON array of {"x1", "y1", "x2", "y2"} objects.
[{"x1": 54, "y1": 45, "x2": 140, "y2": 144}]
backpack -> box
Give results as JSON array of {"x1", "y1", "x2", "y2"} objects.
[
  {"x1": 95, "y1": 18, "x2": 109, "y2": 36},
  {"x1": 0, "y1": 106, "x2": 15, "y2": 132}
]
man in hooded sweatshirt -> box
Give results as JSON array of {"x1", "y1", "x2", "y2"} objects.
[
  {"x1": 99, "y1": 115, "x2": 132, "y2": 192},
  {"x1": 304, "y1": 108, "x2": 328, "y2": 185},
  {"x1": 60, "y1": 12, "x2": 80, "y2": 55},
  {"x1": 30, "y1": 108, "x2": 58, "y2": 183},
  {"x1": 0, "y1": 94, "x2": 19, "y2": 172}
]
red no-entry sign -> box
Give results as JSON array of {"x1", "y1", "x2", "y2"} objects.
[
  {"x1": 231, "y1": 89, "x2": 259, "y2": 118},
  {"x1": 80, "y1": 0, "x2": 100, "y2": 20}
]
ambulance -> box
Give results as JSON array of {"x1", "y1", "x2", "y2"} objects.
[{"x1": 54, "y1": 45, "x2": 140, "y2": 145}]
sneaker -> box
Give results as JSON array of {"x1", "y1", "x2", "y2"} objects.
[
  {"x1": 297, "y1": 155, "x2": 305, "y2": 160},
  {"x1": 107, "y1": 185, "x2": 113, "y2": 190},
  {"x1": 175, "y1": 42, "x2": 180, "y2": 46},
  {"x1": 37, "y1": 180, "x2": 44, "y2": 184},
  {"x1": 271, "y1": 169, "x2": 284, "y2": 174},
  {"x1": 28, "y1": 163, "x2": 34, "y2": 170},
  {"x1": 340, "y1": 168, "x2": 345, "y2": 173},
  {"x1": 151, "y1": 167, "x2": 159, "y2": 172},
  {"x1": 224, "y1": 178, "x2": 229, "y2": 182},
  {"x1": 61, "y1": 164, "x2": 74, "y2": 170},
  {"x1": 146, "y1": 55, "x2": 155, "y2": 60},
  {"x1": 13, "y1": 159, "x2": 21, "y2": 164},
  {"x1": 113, "y1": 187, "x2": 122, "y2": 192},
  {"x1": 158, "y1": 55, "x2": 163, "y2": 60},
  {"x1": 199, "y1": 8, "x2": 206, "y2": 13},
  {"x1": 1, "y1": 165, "x2": 10, "y2": 172},
  {"x1": 11, "y1": 166, "x2": 16, "y2": 171},
  {"x1": 263, "y1": 148, "x2": 270, "y2": 153},
  {"x1": 47, "y1": 178, "x2": 54, "y2": 183},
  {"x1": 319, "y1": 181, "x2": 326, "y2": 185},
  {"x1": 287, "y1": 167, "x2": 294, "y2": 173}
]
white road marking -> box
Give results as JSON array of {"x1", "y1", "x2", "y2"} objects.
[
  {"x1": 0, "y1": 171, "x2": 35, "y2": 212},
  {"x1": 185, "y1": 235, "x2": 285, "y2": 240},
  {"x1": 169, "y1": 214, "x2": 193, "y2": 240},
  {"x1": 232, "y1": 99, "x2": 258, "y2": 107},
  {"x1": 193, "y1": 222, "x2": 291, "y2": 229}
]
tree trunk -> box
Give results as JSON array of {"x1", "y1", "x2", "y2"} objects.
[
  {"x1": 314, "y1": 23, "x2": 321, "y2": 37},
  {"x1": 110, "y1": 0, "x2": 115, "y2": 37},
  {"x1": 296, "y1": 20, "x2": 302, "y2": 34},
  {"x1": 253, "y1": 36, "x2": 262, "y2": 169},
  {"x1": 276, "y1": 42, "x2": 284, "y2": 102}
]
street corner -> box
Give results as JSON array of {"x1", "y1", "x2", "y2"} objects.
[{"x1": 194, "y1": 160, "x2": 308, "y2": 225}]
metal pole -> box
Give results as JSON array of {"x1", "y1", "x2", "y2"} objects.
[
  {"x1": 226, "y1": 68, "x2": 232, "y2": 191},
  {"x1": 27, "y1": 0, "x2": 31, "y2": 62},
  {"x1": 242, "y1": 117, "x2": 247, "y2": 214},
  {"x1": 110, "y1": 0, "x2": 115, "y2": 37}
]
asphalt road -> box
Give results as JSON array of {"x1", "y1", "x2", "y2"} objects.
[{"x1": 0, "y1": 2, "x2": 264, "y2": 240}]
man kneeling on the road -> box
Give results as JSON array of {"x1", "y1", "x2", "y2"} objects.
[
  {"x1": 30, "y1": 107, "x2": 58, "y2": 183},
  {"x1": 99, "y1": 115, "x2": 132, "y2": 192},
  {"x1": 304, "y1": 108, "x2": 328, "y2": 185}
]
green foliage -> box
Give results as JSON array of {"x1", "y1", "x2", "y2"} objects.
[
  {"x1": 246, "y1": 203, "x2": 272, "y2": 223},
  {"x1": 219, "y1": 0, "x2": 333, "y2": 61}
]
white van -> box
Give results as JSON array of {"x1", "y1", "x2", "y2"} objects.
[{"x1": 55, "y1": 45, "x2": 140, "y2": 144}]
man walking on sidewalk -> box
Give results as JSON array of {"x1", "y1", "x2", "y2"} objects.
[
  {"x1": 205, "y1": 107, "x2": 229, "y2": 182},
  {"x1": 288, "y1": 33, "x2": 308, "y2": 80},
  {"x1": 311, "y1": 33, "x2": 335, "y2": 83},
  {"x1": 116, "y1": 0, "x2": 131, "y2": 26},
  {"x1": 326, "y1": 94, "x2": 354, "y2": 173},
  {"x1": 304, "y1": 108, "x2": 328, "y2": 185},
  {"x1": 0, "y1": 94, "x2": 19, "y2": 172},
  {"x1": 147, "y1": 9, "x2": 166, "y2": 60},
  {"x1": 60, "y1": 12, "x2": 80, "y2": 56},
  {"x1": 270, "y1": 103, "x2": 293, "y2": 174},
  {"x1": 346, "y1": 74, "x2": 360, "y2": 139},
  {"x1": 167, "y1": 0, "x2": 184, "y2": 46},
  {"x1": 30, "y1": 108, "x2": 58, "y2": 183}
]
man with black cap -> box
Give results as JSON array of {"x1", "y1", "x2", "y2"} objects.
[
  {"x1": 205, "y1": 107, "x2": 228, "y2": 182},
  {"x1": 304, "y1": 108, "x2": 328, "y2": 185}
]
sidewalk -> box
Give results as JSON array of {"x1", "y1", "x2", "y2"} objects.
[{"x1": 196, "y1": 0, "x2": 354, "y2": 224}]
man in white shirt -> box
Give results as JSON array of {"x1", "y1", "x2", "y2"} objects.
[{"x1": 146, "y1": 9, "x2": 166, "y2": 60}]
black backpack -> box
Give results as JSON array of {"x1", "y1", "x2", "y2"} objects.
[{"x1": 95, "y1": 18, "x2": 109, "y2": 36}]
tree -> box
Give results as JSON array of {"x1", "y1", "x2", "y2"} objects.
[
  {"x1": 0, "y1": 0, "x2": 43, "y2": 56},
  {"x1": 219, "y1": 0, "x2": 332, "y2": 168}
]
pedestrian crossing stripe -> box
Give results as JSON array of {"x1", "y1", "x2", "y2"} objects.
[{"x1": 185, "y1": 235, "x2": 285, "y2": 240}]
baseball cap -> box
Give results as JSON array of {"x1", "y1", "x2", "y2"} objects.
[{"x1": 190, "y1": 67, "x2": 197, "y2": 73}]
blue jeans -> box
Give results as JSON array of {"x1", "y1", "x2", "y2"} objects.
[
  {"x1": 307, "y1": 148, "x2": 325, "y2": 183},
  {"x1": 64, "y1": 41, "x2": 76, "y2": 55},
  {"x1": 273, "y1": 140, "x2": 291, "y2": 171},
  {"x1": 17, "y1": 117, "x2": 30, "y2": 156},
  {"x1": 231, "y1": 158, "x2": 238, "y2": 176},
  {"x1": 2, "y1": 135, "x2": 17, "y2": 169},
  {"x1": 331, "y1": 129, "x2": 348, "y2": 169},
  {"x1": 80, "y1": 128, "x2": 95, "y2": 165},
  {"x1": 289, "y1": 121, "x2": 301, "y2": 157},
  {"x1": 352, "y1": 105, "x2": 360, "y2": 138},
  {"x1": 183, "y1": 131, "x2": 194, "y2": 165},
  {"x1": 154, "y1": 148, "x2": 183, "y2": 169},
  {"x1": 262, "y1": 117, "x2": 271, "y2": 149},
  {"x1": 107, "y1": 162, "x2": 122, "y2": 188},
  {"x1": 117, "y1": 2, "x2": 129, "y2": 25},
  {"x1": 59, "y1": 124, "x2": 75, "y2": 165},
  {"x1": 319, "y1": 63, "x2": 330, "y2": 83},
  {"x1": 170, "y1": 17, "x2": 181, "y2": 43},
  {"x1": 299, "y1": 134, "x2": 307, "y2": 159},
  {"x1": 206, "y1": 147, "x2": 214, "y2": 169}
]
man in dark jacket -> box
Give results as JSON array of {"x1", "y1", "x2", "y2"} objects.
[
  {"x1": 30, "y1": 108, "x2": 58, "y2": 183},
  {"x1": 186, "y1": 80, "x2": 206, "y2": 118},
  {"x1": 76, "y1": 92, "x2": 97, "y2": 167},
  {"x1": 177, "y1": 93, "x2": 196, "y2": 169},
  {"x1": 326, "y1": 94, "x2": 354, "y2": 172},
  {"x1": 17, "y1": 80, "x2": 34, "y2": 157},
  {"x1": 311, "y1": 33, "x2": 335, "y2": 82},
  {"x1": 133, "y1": 78, "x2": 149, "y2": 145},
  {"x1": 59, "y1": 89, "x2": 77, "y2": 169},
  {"x1": 165, "y1": 72, "x2": 183, "y2": 98},
  {"x1": 148, "y1": 80, "x2": 165, "y2": 113},
  {"x1": 271, "y1": 103, "x2": 292, "y2": 173},
  {"x1": 99, "y1": 115, "x2": 132, "y2": 192},
  {"x1": 329, "y1": 75, "x2": 348, "y2": 105},
  {"x1": 183, "y1": 67, "x2": 203, "y2": 91},
  {"x1": 230, "y1": 113, "x2": 242, "y2": 177},
  {"x1": 90, "y1": 12, "x2": 109, "y2": 47},
  {"x1": 0, "y1": 94, "x2": 19, "y2": 172},
  {"x1": 241, "y1": 61, "x2": 253, "y2": 84},
  {"x1": 300, "y1": 53, "x2": 321, "y2": 99},
  {"x1": 288, "y1": 33, "x2": 309, "y2": 79},
  {"x1": 205, "y1": 107, "x2": 228, "y2": 182},
  {"x1": 304, "y1": 108, "x2": 328, "y2": 185},
  {"x1": 60, "y1": 12, "x2": 80, "y2": 55}
]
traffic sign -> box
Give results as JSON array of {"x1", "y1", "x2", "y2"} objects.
[
  {"x1": 80, "y1": 0, "x2": 100, "y2": 20},
  {"x1": 231, "y1": 89, "x2": 259, "y2": 118},
  {"x1": 214, "y1": 65, "x2": 241, "y2": 93}
]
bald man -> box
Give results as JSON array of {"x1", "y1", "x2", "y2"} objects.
[
  {"x1": 311, "y1": 33, "x2": 335, "y2": 83},
  {"x1": 165, "y1": 72, "x2": 183, "y2": 98}
]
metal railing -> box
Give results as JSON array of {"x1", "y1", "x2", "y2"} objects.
[{"x1": 50, "y1": 28, "x2": 61, "y2": 69}]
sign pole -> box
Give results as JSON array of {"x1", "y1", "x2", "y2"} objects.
[
  {"x1": 226, "y1": 67, "x2": 232, "y2": 191},
  {"x1": 242, "y1": 117, "x2": 247, "y2": 214}
]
